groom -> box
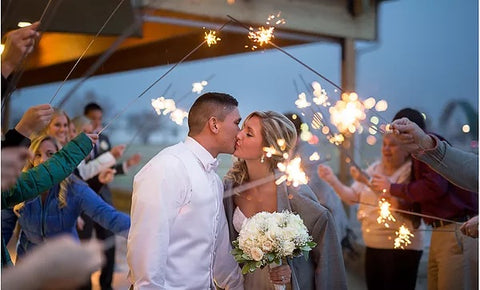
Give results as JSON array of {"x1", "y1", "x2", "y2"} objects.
[{"x1": 127, "y1": 92, "x2": 244, "y2": 289}]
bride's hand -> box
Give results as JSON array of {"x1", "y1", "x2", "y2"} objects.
[{"x1": 269, "y1": 264, "x2": 291, "y2": 285}]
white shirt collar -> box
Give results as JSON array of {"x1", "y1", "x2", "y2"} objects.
[{"x1": 184, "y1": 137, "x2": 218, "y2": 172}]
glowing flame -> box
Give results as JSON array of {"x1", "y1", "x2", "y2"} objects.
[
  {"x1": 205, "y1": 31, "x2": 221, "y2": 47},
  {"x1": 328, "y1": 133, "x2": 345, "y2": 145},
  {"x1": 376, "y1": 198, "x2": 396, "y2": 228},
  {"x1": 394, "y1": 225, "x2": 414, "y2": 249},
  {"x1": 329, "y1": 92, "x2": 366, "y2": 134},
  {"x1": 312, "y1": 81, "x2": 330, "y2": 107},
  {"x1": 309, "y1": 152, "x2": 320, "y2": 161},
  {"x1": 248, "y1": 26, "x2": 274, "y2": 48},
  {"x1": 276, "y1": 157, "x2": 308, "y2": 187},
  {"x1": 295, "y1": 92, "x2": 311, "y2": 109},
  {"x1": 170, "y1": 108, "x2": 189, "y2": 125},
  {"x1": 151, "y1": 97, "x2": 176, "y2": 115},
  {"x1": 192, "y1": 80, "x2": 208, "y2": 94},
  {"x1": 246, "y1": 13, "x2": 284, "y2": 50}
]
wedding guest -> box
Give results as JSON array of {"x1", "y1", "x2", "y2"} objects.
[
  {"x1": 70, "y1": 115, "x2": 120, "y2": 181},
  {"x1": 318, "y1": 133, "x2": 424, "y2": 290},
  {"x1": 81, "y1": 102, "x2": 141, "y2": 290},
  {"x1": 379, "y1": 108, "x2": 478, "y2": 290},
  {"x1": 224, "y1": 111, "x2": 347, "y2": 290},
  {"x1": 390, "y1": 117, "x2": 478, "y2": 193},
  {"x1": 2, "y1": 134, "x2": 130, "y2": 266},
  {"x1": 127, "y1": 92, "x2": 244, "y2": 289},
  {"x1": 391, "y1": 117, "x2": 479, "y2": 239},
  {"x1": 284, "y1": 112, "x2": 349, "y2": 242},
  {"x1": 1, "y1": 147, "x2": 32, "y2": 190},
  {"x1": 2, "y1": 104, "x2": 53, "y2": 148},
  {"x1": 2, "y1": 22, "x2": 40, "y2": 98},
  {"x1": 42, "y1": 108, "x2": 70, "y2": 145},
  {"x1": 2, "y1": 132, "x2": 97, "y2": 266},
  {"x1": 1, "y1": 235, "x2": 104, "y2": 290}
]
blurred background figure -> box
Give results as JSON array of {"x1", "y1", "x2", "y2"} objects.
[
  {"x1": 284, "y1": 112, "x2": 350, "y2": 243},
  {"x1": 80, "y1": 102, "x2": 140, "y2": 290},
  {"x1": 382, "y1": 108, "x2": 478, "y2": 290},
  {"x1": 318, "y1": 132, "x2": 424, "y2": 290}
]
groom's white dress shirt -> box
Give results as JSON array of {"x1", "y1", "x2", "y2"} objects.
[{"x1": 127, "y1": 137, "x2": 243, "y2": 290}]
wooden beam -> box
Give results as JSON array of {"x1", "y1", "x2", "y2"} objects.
[
  {"x1": 145, "y1": 0, "x2": 379, "y2": 40},
  {"x1": 18, "y1": 31, "x2": 306, "y2": 87}
]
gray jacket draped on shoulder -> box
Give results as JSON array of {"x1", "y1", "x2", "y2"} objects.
[{"x1": 223, "y1": 179, "x2": 347, "y2": 290}]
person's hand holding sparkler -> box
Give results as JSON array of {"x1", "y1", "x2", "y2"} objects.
[
  {"x1": 390, "y1": 117, "x2": 435, "y2": 154},
  {"x1": 349, "y1": 166, "x2": 371, "y2": 186}
]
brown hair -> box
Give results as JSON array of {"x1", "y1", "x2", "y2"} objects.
[{"x1": 187, "y1": 92, "x2": 238, "y2": 136}]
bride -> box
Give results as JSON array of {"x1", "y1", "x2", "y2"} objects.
[{"x1": 223, "y1": 111, "x2": 347, "y2": 290}]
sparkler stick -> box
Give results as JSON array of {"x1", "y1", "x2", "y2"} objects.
[
  {"x1": 99, "y1": 22, "x2": 232, "y2": 134},
  {"x1": 227, "y1": 15, "x2": 343, "y2": 94},
  {"x1": 49, "y1": 0, "x2": 127, "y2": 104},
  {"x1": 56, "y1": 15, "x2": 142, "y2": 109},
  {"x1": 2, "y1": 0, "x2": 62, "y2": 109},
  {"x1": 354, "y1": 199, "x2": 464, "y2": 225}
]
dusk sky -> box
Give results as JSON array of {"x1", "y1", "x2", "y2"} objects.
[{"x1": 10, "y1": 0, "x2": 479, "y2": 146}]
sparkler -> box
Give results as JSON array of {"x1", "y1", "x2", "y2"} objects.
[
  {"x1": 376, "y1": 197, "x2": 397, "y2": 228},
  {"x1": 2, "y1": 0, "x2": 62, "y2": 109},
  {"x1": 169, "y1": 108, "x2": 189, "y2": 125},
  {"x1": 192, "y1": 80, "x2": 209, "y2": 94},
  {"x1": 329, "y1": 92, "x2": 366, "y2": 134},
  {"x1": 99, "y1": 23, "x2": 230, "y2": 134},
  {"x1": 151, "y1": 97, "x2": 176, "y2": 115},
  {"x1": 394, "y1": 225, "x2": 414, "y2": 249},
  {"x1": 49, "y1": 0, "x2": 127, "y2": 105},
  {"x1": 56, "y1": 15, "x2": 142, "y2": 109},
  {"x1": 205, "y1": 31, "x2": 221, "y2": 47},
  {"x1": 276, "y1": 157, "x2": 308, "y2": 187}
]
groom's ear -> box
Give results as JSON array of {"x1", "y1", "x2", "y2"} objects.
[{"x1": 208, "y1": 116, "x2": 219, "y2": 134}]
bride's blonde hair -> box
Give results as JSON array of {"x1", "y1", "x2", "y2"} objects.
[
  {"x1": 224, "y1": 111, "x2": 297, "y2": 186},
  {"x1": 13, "y1": 135, "x2": 70, "y2": 216}
]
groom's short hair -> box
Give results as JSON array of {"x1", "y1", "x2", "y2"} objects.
[{"x1": 188, "y1": 92, "x2": 238, "y2": 136}]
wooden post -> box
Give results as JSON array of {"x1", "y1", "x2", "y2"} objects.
[{"x1": 339, "y1": 38, "x2": 356, "y2": 184}]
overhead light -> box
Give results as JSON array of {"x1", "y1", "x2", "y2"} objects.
[{"x1": 17, "y1": 21, "x2": 32, "y2": 28}]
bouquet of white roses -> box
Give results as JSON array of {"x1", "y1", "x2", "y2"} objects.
[{"x1": 231, "y1": 211, "x2": 316, "y2": 275}]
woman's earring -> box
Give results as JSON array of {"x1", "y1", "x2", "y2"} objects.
[{"x1": 260, "y1": 155, "x2": 265, "y2": 163}]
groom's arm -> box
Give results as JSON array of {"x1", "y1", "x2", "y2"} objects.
[
  {"x1": 127, "y1": 154, "x2": 186, "y2": 289},
  {"x1": 213, "y1": 207, "x2": 244, "y2": 290}
]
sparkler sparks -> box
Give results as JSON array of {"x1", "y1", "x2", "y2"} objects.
[
  {"x1": 170, "y1": 108, "x2": 189, "y2": 125},
  {"x1": 295, "y1": 92, "x2": 311, "y2": 109},
  {"x1": 377, "y1": 198, "x2": 397, "y2": 228},
  {"x1": 204, "y1": 30, "x2": 221, "y2": 47},
  {"x1": 248, "y1": 26, "x2": 275, "y2": 49},
  {"x1": 151, "y1": 97, "x2": 176, "y2": 115},
  {"x1": 329, "y1": 92, "x2": 366, "y2": 134},
  {"x1": 394, "y1": 225, "x2": 414, "y2": 249},
  {"x1": 192, "y1": 80, "x2": 208, "y2": 94},
  {"x1": 309, "y1": 152, "x2": 320, "y2": 161},
  {"x1": 245, "y1": 13, "x2": 284, "y2": 50},
  {"x1": 276, "y1": 157, "x2": 308, "y2": 187},
  {"x1": 312, "y1": 81, "x2": 330, "y2": 107},
  {"x1": 263, "y1": 146, "x2": 279, "y2": 158}
]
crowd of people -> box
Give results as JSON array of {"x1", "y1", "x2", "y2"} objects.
[{"x1": 1, "y1": 21, "x2": 478, "y2": 290}]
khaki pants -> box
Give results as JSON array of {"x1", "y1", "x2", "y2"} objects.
[{"x1": 428, "y1": 223, "x2": 478, "y2": 290}]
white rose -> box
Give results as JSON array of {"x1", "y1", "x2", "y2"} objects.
[
  {"x1": 262, "y1": 240, "x2": 273, "y2": 252},
  {"x1": 250, "y1": 247, "x2": 264, "y2": 261},
  {"x1": 283, "y1": 241, "x2": 295, "y2": 256}
]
